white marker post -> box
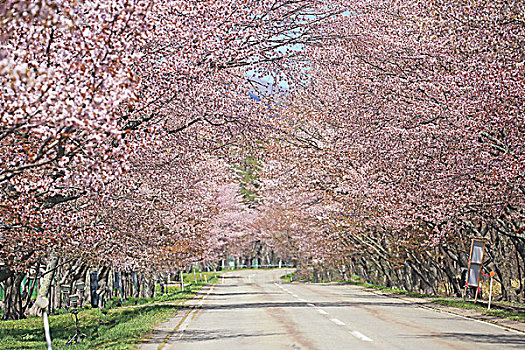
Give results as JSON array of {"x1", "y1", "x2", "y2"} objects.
[
  {"x1": 180, "y1": 270, "x2": 184, "y2": 292},
  {"x1": 43, "y1": 310, "x2": 52, "y2": 350},
  {"x1": 488, "y1": 271, "x2": 495, "y2": 310},
  {"x1": 36, "y1": 296, "x2": 52, "y2": 350}
]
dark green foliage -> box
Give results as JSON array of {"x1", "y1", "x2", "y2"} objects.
[{"x1": 235, "y1": 156, "x2": 262, "y2": 207}]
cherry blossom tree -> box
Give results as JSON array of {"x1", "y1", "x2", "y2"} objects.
[
  {"x1": 1, "y1": 0, "x2": 349, "y2": 319},
  {"x1": 261, "y1": 0, "x2": 524, "y2": 297}
]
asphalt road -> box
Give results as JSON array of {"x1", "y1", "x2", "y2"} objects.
[{"x1": 146, "y1": 269, "x2": 525, "y2": 350}]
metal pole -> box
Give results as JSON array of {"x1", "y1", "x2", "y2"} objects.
[{"x1": 488, "y1": 276, "x2": 494, "y2": 310}]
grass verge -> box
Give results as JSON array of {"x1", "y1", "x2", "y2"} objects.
[
  {"x1": 0, "y1": 272, "x2": 218, "y2": 350},
  {"x1": 433, "y1": 298, "x2": 525, "y2": 322}
]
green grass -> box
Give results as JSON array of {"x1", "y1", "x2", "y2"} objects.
[
  {"x1": 279, "y1": 272, "x2": 311, "y2": 283},
  {"x1": 352, "y1": 282, "x2": 431, "y2": 298},
  {"x1": 433, "y1": 298, "x2": 525, "y2": 322},
  {"x1": 0, "y1": 272, "x2": 219, "y2": 350},
  {"x1": 181, "y1": 271, "x2": 219, "y2": 285},
  {"x1": 0, "y1": 303, "x2": 182, "y2": 350}
]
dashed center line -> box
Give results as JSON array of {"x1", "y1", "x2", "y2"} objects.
[
  {"x1": 330, "y1": 318, "x2": 345, "y2": 326},
  {"x1": 351, "y1": 331, "x2": 373, "y2": 342},
  {"x1": 273, "y1": 280, "x2": 373, "y2": 342}
]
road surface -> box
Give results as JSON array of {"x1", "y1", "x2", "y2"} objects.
[{"x1": 144, "y1": 269, "x2": 525, "y2": 350}]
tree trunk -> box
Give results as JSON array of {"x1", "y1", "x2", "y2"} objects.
[{"x1": 2, "y1": 272, "x2": 25, "y2": 320}]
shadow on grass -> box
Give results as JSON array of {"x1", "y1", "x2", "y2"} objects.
[{"x1": 0, "y1": 304, "x2": 183, "y2": 350}]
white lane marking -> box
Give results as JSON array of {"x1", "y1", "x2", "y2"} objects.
[
  {"x1": 351, "y1": 330, "x2": 373, "y2": 342},
  {"x1": 177, "y1": 307, "x2": 198, "y2": 339},
  {"x1": 298, "y1": 298, "x2": 307, "y2": 302},
  {"x1": 281, "y1": 286, "x2": 373, "y2": 342},
  {"x1": 369, "y1": 288, "x2": 524, "y2": 334},
  {"x1": 292, "y1": 294, "x2": 299, "y2": 298},
  {"x1": 330, "y1": 318, "x2": 345, "y2": 326},
  {"x1": 417, "y1": 304, "x2": 523, "y2": 334},
  {"x1": 177, "y1": 284, "x2": 215, "y2": 339}
]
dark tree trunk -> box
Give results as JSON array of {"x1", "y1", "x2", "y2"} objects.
[{"x1": 2, "y1": 272, "x2": 26, "y2": 320}]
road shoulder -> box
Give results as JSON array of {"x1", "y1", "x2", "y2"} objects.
[{"x1": 355, "y1": 285, "x2": 525, "y2": 334}]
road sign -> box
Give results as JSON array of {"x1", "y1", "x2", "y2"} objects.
[
  {"x1": 465, "y1": 239, "x2": 486, "y2": 303},
  {"x1": 466, "y1": 239, "x2": 485, "y2": 288}
]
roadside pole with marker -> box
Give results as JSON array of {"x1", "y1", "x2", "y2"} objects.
[{"x1": 488, "y1": 271, "x2": 495, "y2": 310}]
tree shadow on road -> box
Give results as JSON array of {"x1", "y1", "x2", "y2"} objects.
[
  {"x1": 179, "y1": 300, "x2": 431, "y2": 311},
  {"x1": 179, "y1": 329, "x2": 285, "y2": 342},
  {"x1": 408, "y1": 332, "x2": 525, "y2": 346},
  {"x1": 207, "y1": 292, "x2": 281, "y2": 297}
]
